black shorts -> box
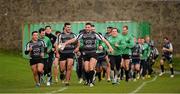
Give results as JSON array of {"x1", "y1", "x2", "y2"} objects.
[
  {"x1": 109, "y1": 55, "x2": 121, "y2": 70},
  {"x1": 96, "y1": 61, "x2": 103, "y2": 68},
  {"x1": 30, "y1": 58, "x2": 43, "y2": 66},
  {"x1": 122, "y1": 54, "x2": 130, "y2": 59},
  {"x1": 82, "y1": 53, "x2": 97, "y2": 61},
  {"x1": 97, "y1": 53, "x2": 106, "y2": 62},
  {"x1": 59, "y1": 53, "x2": 74, "y2": 61},
  {"x1": 132, "y1": 59, "x2": 140, "y2": 65},
  {"x1": 162, "y1": 55, "x2": 173, "y2": 64},
  {"x1": 43, "y1": 58, "x2": 48, "y2": 64}
]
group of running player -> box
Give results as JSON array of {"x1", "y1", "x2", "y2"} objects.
[{"x1": 25, "y1": 22, "x2": 174, "y2": 87}]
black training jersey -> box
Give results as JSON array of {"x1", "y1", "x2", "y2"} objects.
[
  {"x1": 25, "y1": 39, "x2": 45, "y2": 59},
  {"x1": 131, "y1": 43, "x2": 141, "y2": 59},
  {"x1": 75, "y1": 31, "x2": 104, "y2": 54},
  {"x1": 104, "y1": 32, "x2": 111, "y2": 39},
  {"x1": 56, "y1": 32, "x2": 77, "y2": 53},
  {"x1": 163, "y1": 42, "x2": 173, "y2": 57},
  {"x1": 45, "y1": 33, "x2": 56, "y2": 48},
  {"x1": 149, "y1": 47, "x2": 159, "y2": 59},
  {"x1": 146, "y1": 40, "x2": 155, "y2": 47}
]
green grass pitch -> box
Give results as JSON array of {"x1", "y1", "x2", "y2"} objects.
[{"x1": 0, "y1": 51, "x2": 180, "y2": 93}]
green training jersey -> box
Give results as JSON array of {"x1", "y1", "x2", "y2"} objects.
[
  {"x1": 40, "y1": 36, "x2": 52, "y2": 58},
  {"x1": 119, "y1": 33, "x2": 134, "y2": 55},
  {"x1": 140, "y1": 43, "x2": 150, "y2": 60},
  {"x1": 107, "y1": 34, "x2": 122, "y2": 56}
]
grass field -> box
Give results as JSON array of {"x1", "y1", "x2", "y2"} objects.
[{"x1": 0, "y1": 51, "x2": 180, "y2": 93}]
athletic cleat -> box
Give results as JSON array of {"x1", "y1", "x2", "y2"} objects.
[
  {"x1": 112, "y1": 79, "x2": 117, "y2": 85},
  {"x1": 147, "y1": 75, "x2": 151, "y2": 78},
  {"x1": 117, "y1": 77, "x2": 120, "y2": 81},
  {"x1": 89, "y1": 83, "x2": 94, "y2": 87},
  {"x1": 65, "y1": 82, "x2": 70, "y2": 86},
  {"x1": 78, "y1": 78, "x2": 83, "y2": 84},
  {"x1": 142, "y1": 77, "x2": 145, "y2": 80},
  {"x1": 107, "y1": 78, "x2": 111, "y2": 82},
  {"x1": 55, "y1": 78, "x2": 58, "y2": 83},
  {"x1": 128, "y1": 78, "x2": 132, "y2": 81},
  {"x1": 159, "y1": 72, "x2": 165, "y2": 76},
  {"x1": 61, "y1": 80, "x2": 65, "y2": 84},
  {"x1": 84, "y1": 81, "x2": 89, "y2": 86},
  {"x1": 35, "y1": 83, "x2": 40, "y2": 87},
  {"x1": 46, "y1": 82, "x2": 51, "y2": 86},
  {"x1": 136, "y1": 74, "x2": 140, "y2": 80},
  {"x1": 40, "y1": 75, "x2": 46, "y2": 84},
  {"x1": 101, "y1": 77, "x2": 105, "y2": 80},
  {"x1": 133, "y1": 78, "x2": 137, "y2": 82},
  {"x1": 170, "y1": 75, "x2": 174, "y2": 78},
  {"x1": 117, "y1": 79, "x2": 120, "y2": 84},
  {"x1": 125, "y1": 77, "x2": 129, "y2": 82},
  {"x1": 47, "y1": 76, "x2": 52, "y2": 85}
]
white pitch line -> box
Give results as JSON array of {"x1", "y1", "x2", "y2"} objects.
[
  {"x1": 51, "y1": 87, "x2": 68, "y2": 93},
  {"x1": 130, "y1": 76, "x2": 158, "y2": 94}
]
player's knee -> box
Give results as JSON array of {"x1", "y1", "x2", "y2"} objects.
[
  {"x1": 107, "y1": 63, "x2": 110, "y2": 67},
  {"x1": 54, "y1": 65, "x2": 58, "y2": 69},
  {"x1": 37, "y1": 68, "x2": 43, "y2": 73},
  {"x1": 84, "y1": 66, "x2": 89, "y2": 72},
  {"x1": 89, "y1": 66, "x2": 94, "y2": 71},
  {"x1": 125, "y1": 66, "x2": 129, "y2": 70},
  {"x1": 32, "y1": 70, "x2": 38, "y2": 76},
  {"x1": 60, "y1": 65, "x2": 65, "y2": 70},
  {"x1": 67, "y1": 65, "x2": 72, "y2": 70},
  {"x1": 160, "y1": 59, "x2": 164, "y2": 64},
  {"x1": 61, "y1": 69, "x2": 65, "y2": 72},
  {"x1": 60, "y1": 67, "x2": 65, "y2": 72},
  {"x1": 84, "y1": 68, "x2": 89, "y2": 72},
  {"x1": 135, "y1": 67, "x2": 140, "y2": 71}
]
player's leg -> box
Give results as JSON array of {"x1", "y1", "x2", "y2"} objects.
[
  {"x1": 131, "y1": 62, "x2": 135, "y2": 80},
  {"x1": 146, "y1": 59, "x2": 150, "y2": 77},
  {"x1": 109, "y1": 55, "x2": 116, "y2": 84},
  {"x1": 148, "y1": 59, "x2": 153, "y2": 76},
  {"x1": 84, "y1": 60, "x2": 90, "y2": 85},
  {"x1": 159, "y1": 57, "x2": 165, "y2": 76},
  {"x1": 43, "y1": 58, "x2": 48, "y2": 78},
  {"x1": 120, "y1": 59, "x2": 125, "y2": 80},
  {"x1": 53, "y1": 57, "x2": 59, "y2": 83},
  {"x1": 135, "y1": 61, "x2": 140, "y2": 80},
  {"x1": 37, "y1": 62, "x2": 44, "y2": 76},
  {"x1": 46, "y1": 53, "x2": 54, "y2": 86},
  {"x1": 65, "y1": 58, "x2": 74, "y2": 85},
  {"x1": 98, "y1": 65, "x2": 103, "y2": 81},
  {"x1": 89, "y1": 57, "x2": 97, "y2": 87},
  {"x1": 124, "y1": 58, "x2": 130, "y2": 82},
  {"x1": 31, "y1": 64, "x2": 40, "y2": 87},
  {"x1": 115, "y1": 56, "x2": 121, "y2": 83},
  {"x1": 59, "y1": 60, "x2": 66, "y2": 83},
  {"x1": 105, "y1": 55, "x2": 111, "y2": 81},
  {"x1": 76, "y1": 55, "x2": 83, "y2": 83},
  {"x1": 96, "y1": 61, "x2": 102, "y2": 82},
  {"x1": 141, "y1": 60, "x2": 148, "y2": 79},
  {"x1": 168, "y1": 57, "x2": 174, "y2": 77}
]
